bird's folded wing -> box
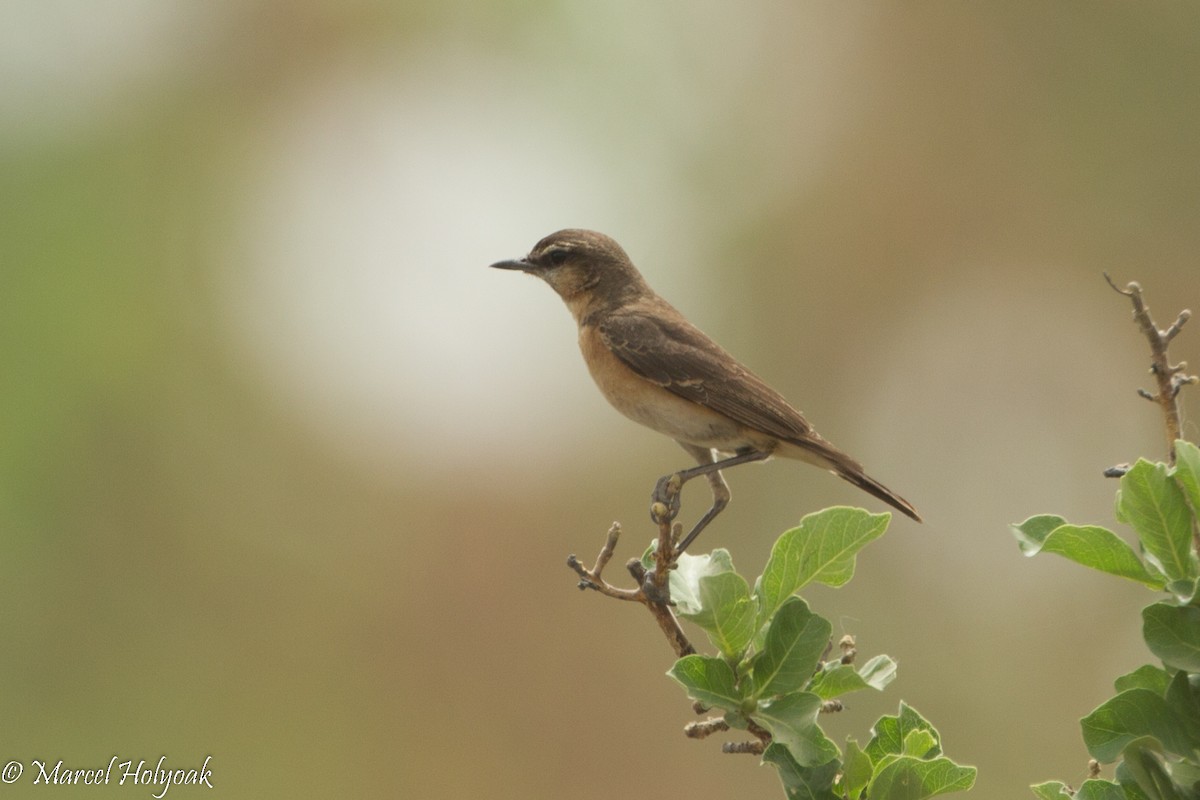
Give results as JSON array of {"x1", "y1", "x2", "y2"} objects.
[{"x1": 598, "y1": 310, "x2": 813, "y2": 442}]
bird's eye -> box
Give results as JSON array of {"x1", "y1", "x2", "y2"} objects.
[{"x1": 546, "y1": 248, "x2": 570, "y2": 266}]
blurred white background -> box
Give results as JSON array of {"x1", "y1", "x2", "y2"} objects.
[{"x1": 2, "y1": 3, "x2": 1198, "y2": 797}]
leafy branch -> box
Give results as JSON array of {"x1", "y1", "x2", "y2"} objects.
[
  {"x1": 569, "y1": 503, "x2": 975, "y2": 798},
  {"x1": 1013, "y1": 276, "x2": 1199, "y2": 799}
]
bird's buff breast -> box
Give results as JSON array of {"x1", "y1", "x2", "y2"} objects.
[{"x1": 578, "y1": 325, "x2": 751, "y2": 450}]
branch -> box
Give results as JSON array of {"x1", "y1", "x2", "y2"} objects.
[
  {"x1": 568, "y1": 477, "x2": 778, "y2": 753},
  {"x1": 684, "y1": 717, "x2": 729, "y2": 740},
  {"x1": 567, "y1": 511, "x2": 696, "y2": 659},
  {"x1": 1105, "y1": 273, "x2": 1197, "y2": 466},
  {"x1": 720, "y1": 719, "x2": 773, "y2": 755},
  {"x1": 566, "y1": 523, "x2": 638, "y2": 601}
]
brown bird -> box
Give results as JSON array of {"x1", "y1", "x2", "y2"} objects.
[{"x1": 491, "y1": 229, "x2": 920, "y2": 552}]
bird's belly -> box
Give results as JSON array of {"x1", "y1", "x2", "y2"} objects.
[
  {"x1": 579, "y1": 328, "x2": 759, "y2": 451},
  {"x1": 609, "y1": 382, "x2": 747, "y2": 447}
]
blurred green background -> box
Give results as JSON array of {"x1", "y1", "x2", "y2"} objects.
[{"x1": 3, "y1": 3, "x2": 1199, "y2": 797}]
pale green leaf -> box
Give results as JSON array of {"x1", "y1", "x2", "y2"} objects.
[
  {"x1": 755, "y1": 691, "x2": 840, "y2": 767},
  {"x1": 750, "y1": 597, "x2": 831, "y2": 698},
  {"x1": 1080, "y1": 688, "x2": 1191, "y2": 762},
  {"x1": 808, "y1": 654, "x2": 897, "y2": 699},
  {"x1": 867, "y1": 756, "x2": 977, "y2": 799},
  {"x1": 866, "y1": 703, "x2": 941, "y2": 763},
  {"x1": 1073, "y1": 780, "x2": 1125, "y2": 800},
  {"x1": 1173, "y1": 439, "x2": 1200, "y2": 515},
  {"x1": 1030, "y1": 781, "x2": 1073, "y2": 800},
  {"x1": 1142, "y1": 602, "x2": 1200, "y2": 672},
  {"x1": 757, "y1": 507, "x2": 890, "y2": 626},
  {"x1": 1011, "y1": 518, "x2": 1164, "y2": 589},
  {"x1": 667, "y1": 654, "x2": 744, "y2": 713},
  {"x1": 1165, "y1": 669, "x2": 1200, "y2": 750},
  {"x1": 1011, "y1": 515, "x2": 1068, "y2": 554},
  {"x1": 1113, "y1": 664, "x2": 1172, "y2": 695},
  {"x1": 859, "y1": 654, "x2": 899, "y2": 691},
  {"x1": 841, "y1": 738, "x2": 873, "y2": 800},
  {"x1": 677, "y1": 571, "x2": 756, "y2": 658},
  {"x1": 808, "y1": 664, "x2": 866, "y2": 700},
  {"x1": 761, "y1": 744, "x2": 840, "y2": 800},
  {"x1": 1117, "y1": 459, "x2": 1196, "y2": 586},
  {"x1": 665, "y1": 548, "x2": 735, "y2": 615},
  {"x1": 904, "y1": 729, "x2": 938, "y2": 758},
  {"x1": 1118, "y1": 738, "x2": 1177, "y2": 800}
]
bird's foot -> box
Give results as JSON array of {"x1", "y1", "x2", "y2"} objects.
[{"x1": 650, "y1": 473, "x2": 683, "y2": 524}]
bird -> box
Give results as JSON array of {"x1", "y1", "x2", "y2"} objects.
[{"x1": 491, "y1": 229, "x2": 921, "y2": 553}]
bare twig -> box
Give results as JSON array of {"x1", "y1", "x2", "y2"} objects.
[
  {"x1": 684, "y1": 717, "x2": 729, "y2": 740},
  {"x1": 747, "y1": 720, "x2": 773, "y2": 745},
  {"x1": 1105, "y1": 273, "x2": 1197, "y2": 466},
  {"x1": 566, "y1": 480, "x2": 696, "y2": 659},
  {"x1": 720, "y1": 720, "x2": 774, "y2": 755},
  {"x1": 567, "y1": 523, "x2": 639, "y2": 601}
]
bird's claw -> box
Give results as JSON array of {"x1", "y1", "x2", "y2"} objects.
[{"x1": 650, "y1": 473, "x2": 683, "y2": 523}]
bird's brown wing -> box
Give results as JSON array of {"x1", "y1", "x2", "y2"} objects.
[
  {"x1": 597, "y1": 309, "x2": 814, "y2": 442},
  {"x1": 599, "y1": 309, "x2": 923, "y2": 522}
]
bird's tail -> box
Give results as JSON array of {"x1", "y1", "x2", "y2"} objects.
[
  {"x1": 831, "y1": 464, "x2": 922, "y2": 523},
  {"x1": 784, "y1": 436, "x2": 923, "y2": 523}
]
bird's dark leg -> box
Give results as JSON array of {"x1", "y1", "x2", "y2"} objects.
[{"x1": 652, "y1": 444, "x2": 769, "y2": 555}]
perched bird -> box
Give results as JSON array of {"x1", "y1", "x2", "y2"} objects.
[{"x1": 491, "y1": 229, "x2": 920, "y2": 552}]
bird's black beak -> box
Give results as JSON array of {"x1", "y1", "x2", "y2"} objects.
[{"x1": 490, "y1": 258, "x2": 531, "y2": 271}]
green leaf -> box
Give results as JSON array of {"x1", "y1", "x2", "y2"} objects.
[
  {"x1": 667, "y1": 654, "x2": 744, "y2": 713},
  {"x1": 1080, "y1": 688, "x2": 1192, "y2": 762},
  {"x1": 1114, "y1": 664, "x2": 1172, "y2": 695},
  {"x1": 903, "y1": 729, "x2": 939, "y2": 758},
  {"x1": 1168, "y1": 759, "x2": 1200, "y2": 792},
  {"x1": 1030, "y1": 782, "x2": 1073, "y2": 800},
  {"x1": 866, "y1": 703, "x2": 942, "y2": 763},
  {"x1": 761, "y1": 743, "x2": 841, "y2": 800},
  {"x1": 750, "y1": 597, "x2": 831, "y2": 698},
  {"x1": 842, "y1": 738, "x2": 873, "y2": 800},
  {"x1": 756, "y1": 507, "x2": 890, "y2": 625},
  {"x1": 1120, "y1": 738, "x2": 1185, "y2": 800},
  {"x1": 755, "y1": 691, "x2": 840, "y2": 767},
  {"x1": 858, "y1": 654, "x2": 900, "y2": 690},
  {"x1": 1012, "y1": 514, "x2": 1068, "y2": 551},
  {"x1": 807, "y1": 664, "x2": 860, "y2": 699},
  {"x1": 1173, "y1": 439, "x2": 1200, "y2": 516},
  {"x1": 1164, "y1": 669, "x2": 1200, "y2": 748},
  {"x1": 665, "y1": 548, "x2": 735, "y2": 616},
  {"x1": 1011, "y1": 517, "x2": 1165, "y2": 589},
  {"x1": 866, "y1": 756, "x2": 977, "y2": 799},
  {"x1": 677, "y1": 571, "x2": 756, "y2": 658},
  {"x1": 723, "y1": 709, "x2": 750, "y2": 730},
  {"x1": 809, "y1": 655, "x2": 897, "y2": 700},
  {"x1": 1073, "y1": 779, "x2": 1126, "y2": 800},
  {"x1": 1143, "y1": 601, "x2": 1200, "y2": 672},
  {"x1": 1113, "y1": 760, "x2": 1155, "y2": 800},
  {"x1": 1117, "y1": 459, "x2": 1197, "y2": 587}
]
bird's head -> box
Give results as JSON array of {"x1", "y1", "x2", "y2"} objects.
[{"x1": 490, "y1": 229, "x2": 647, "y2": 312}]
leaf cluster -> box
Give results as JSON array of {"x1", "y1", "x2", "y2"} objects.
[
  {"x1": 1014, "y1": 440, "x2": 1200, "y2": 799},
  {"x1": 663, "y1": 507, "x2": 977, "y2": 799}
]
